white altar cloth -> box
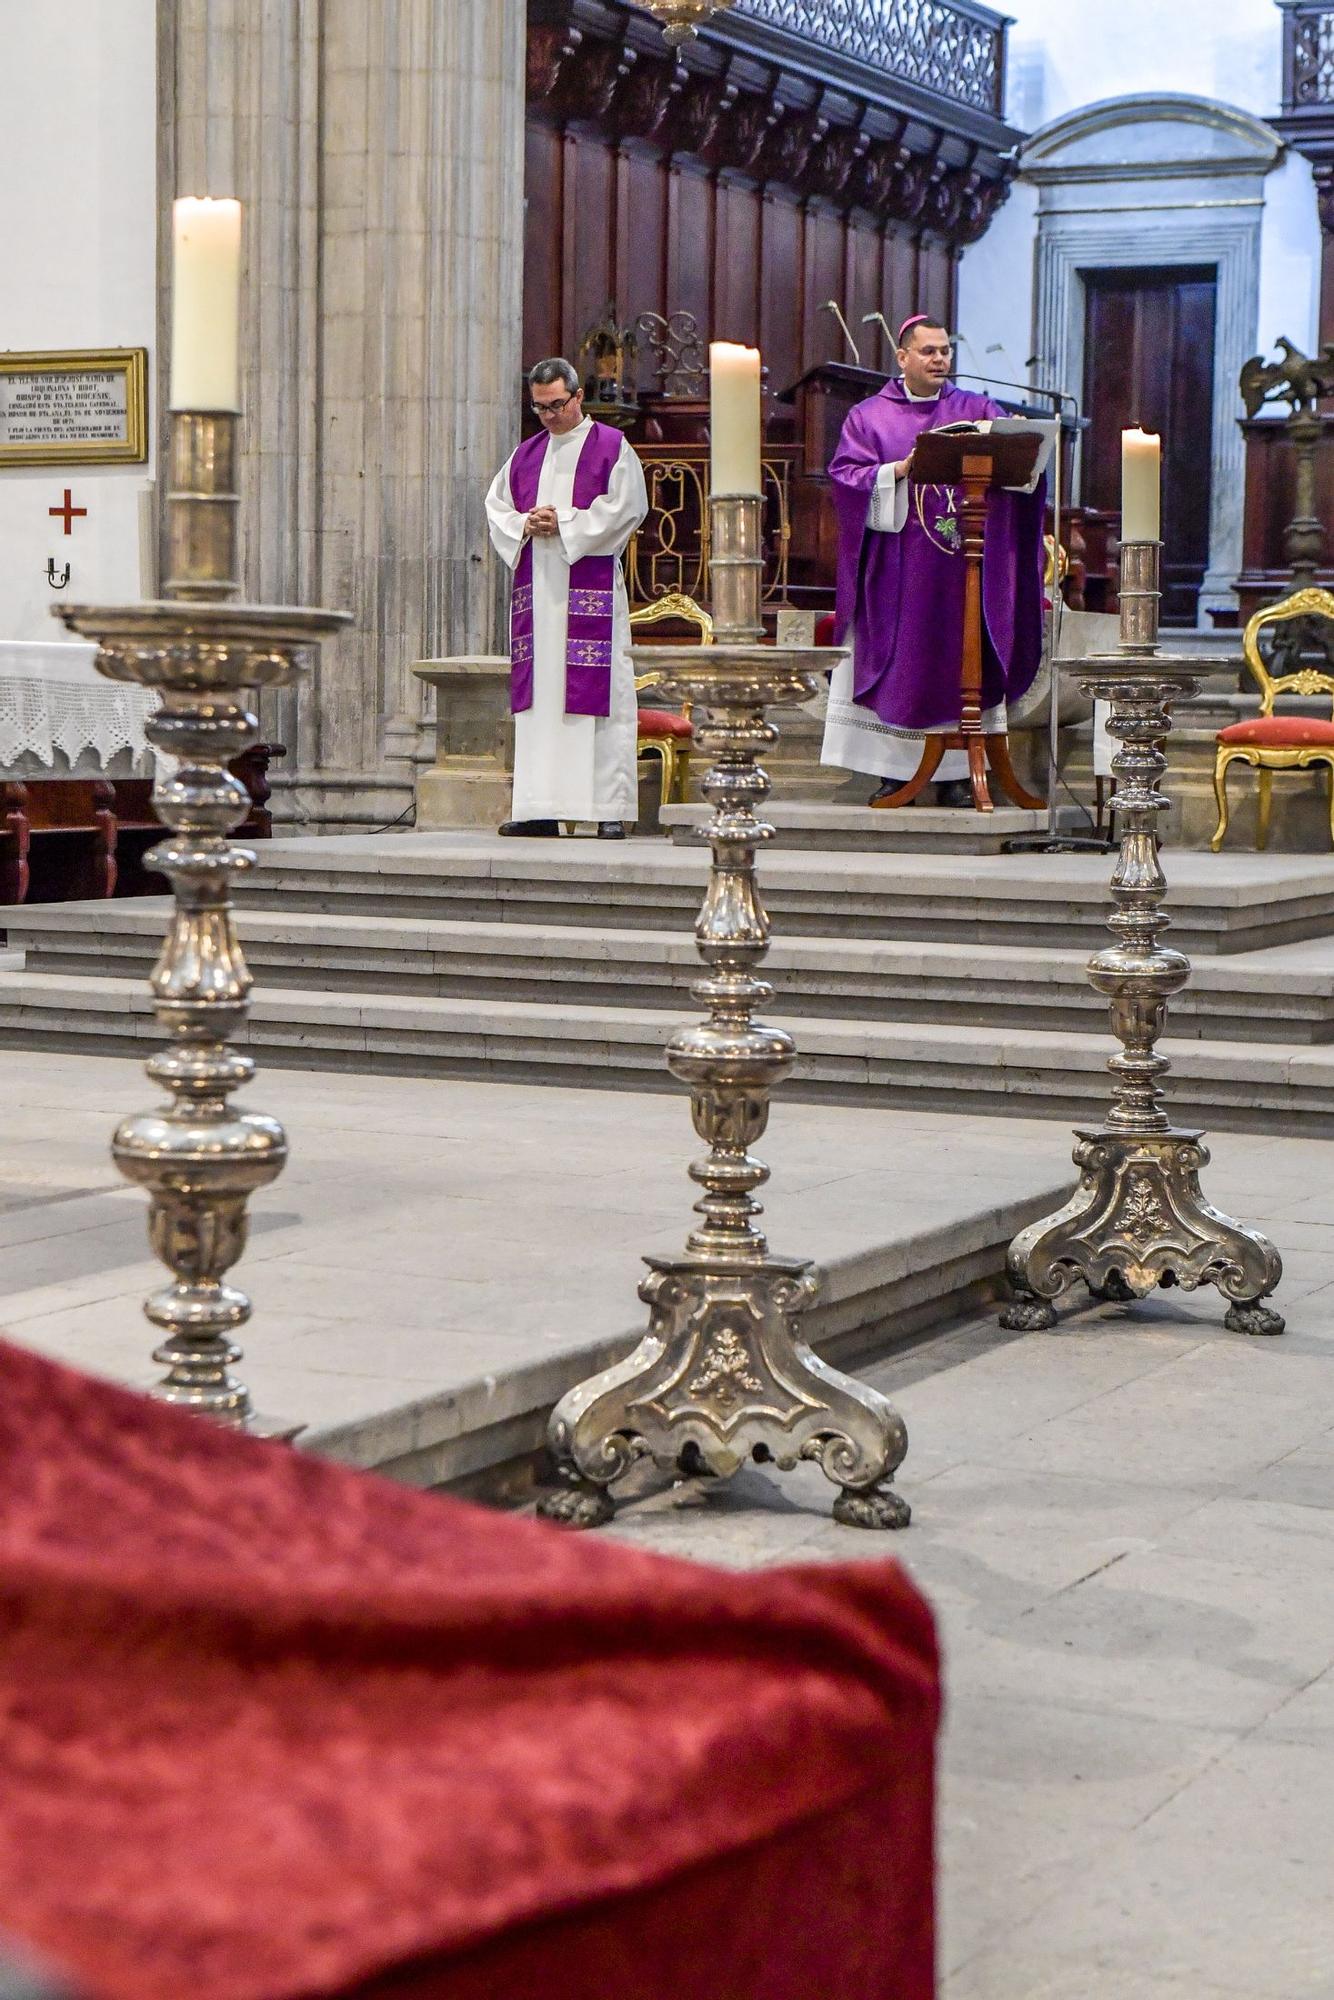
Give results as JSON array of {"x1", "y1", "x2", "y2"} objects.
[{"x1": 0, "y1": 641, "x2": 157, "y2": 775}]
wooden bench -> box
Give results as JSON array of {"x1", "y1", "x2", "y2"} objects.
[
  {"x1": 0, "y1": 745, "x2": 286, "y2": 905},
  {"x1": 0, "y1": 778, "x2": 116, "y2": 904}
]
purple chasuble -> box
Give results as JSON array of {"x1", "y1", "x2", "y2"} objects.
[
  {"x1": 831, "y1": 381, "x2": 1045, "y2": 734},
  {"x1": 507, "y1": 421, "x2": 625, "y2": 717}
]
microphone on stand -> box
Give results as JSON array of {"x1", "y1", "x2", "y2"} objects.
[
  {"x1": 985, "y1": 341, "x2": 1027, "y2": 389},
  {"x1": 819, "y1": 302, "x2": 862, "y2": 367}
]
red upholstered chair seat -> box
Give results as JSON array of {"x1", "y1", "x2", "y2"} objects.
[
  {"x1": 637, "y1": 707, "x2": 693, "y2": 739},
  {"x1": 0, "y1": 1340, "x2": 939, "y2": 2000},
  {"x1": 1217, "y1": 715, "x2": 1334, "y2": 747}
]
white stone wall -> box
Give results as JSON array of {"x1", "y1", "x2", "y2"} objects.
[
  {"x1": 0, "y1": 1, "x2": 157, "y2": 642},
  {"x1": 958, "y1": 5, "x2": 1320, "y2": 392}
]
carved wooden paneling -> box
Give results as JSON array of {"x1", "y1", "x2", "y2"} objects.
[
  {"x1": 520, "y1": 142, "x2": 960, "y2": 392},
  {"x1": 523, "y1": 121, "x2": 563, "y2": 366},
  {"x1": 759, "y1": 193, "x2": 803, "y2": 397},
  {"x1": 668, "y1": 166, "x2": 713, "y2": 337},
  {"x1": 522, "y1": 0, "x2": 1014, "y2": 391},
  {"x1": 567, "y1": 133, "x2": 615, "y2": 345}
]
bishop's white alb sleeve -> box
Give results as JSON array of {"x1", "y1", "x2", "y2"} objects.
[
  {"x1": 554, "y1": 442, "x2": 650, "y2": 564},
  {"x1": 484, "y1": 457, "x2": 528, "y2": 572},
  {"x1": 867, "y1": 462, "x2": 911, "y2": 534}
]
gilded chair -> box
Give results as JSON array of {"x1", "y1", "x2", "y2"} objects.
[
  {"x1": 630, "y1": 590, "x2": 712, "y2": 808},
  {"x1": 1211, "y1": 587, "x2": 1334, "y2": 852}
]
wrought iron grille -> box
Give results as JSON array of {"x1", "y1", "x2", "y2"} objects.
[
  {"x1": 730, "y1": 0, "x2": 1007, "y2": 116},
  {"x1": 628, "y1": 447, "x2": 794, "y2": 607},
  {"x1": 1284, "y1": 2, "x2": 1334, "y2": 107}
]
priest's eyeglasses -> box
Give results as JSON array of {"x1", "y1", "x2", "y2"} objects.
[{"x1": 531, "y1": 392, "x2": 578, "y2": 417}]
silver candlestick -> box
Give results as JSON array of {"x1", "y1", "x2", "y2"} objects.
[
  {"x1": 55, "y1": 409, "x2": 349, "y2": 1422},
  {"x1": 538, "y1": 493, "x2": 911, "y2": 1529},
  {"x1": 1001, "y1": 539, "x2": 1284, "y2": 1336}
]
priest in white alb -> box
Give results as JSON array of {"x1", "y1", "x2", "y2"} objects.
[{"x1": 486, "y1": 359, "x2": 649, "y2": 838}]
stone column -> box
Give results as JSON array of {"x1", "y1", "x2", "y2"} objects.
[{"x1": 159, "y1": 0, "x2": 527, "y2": 829}]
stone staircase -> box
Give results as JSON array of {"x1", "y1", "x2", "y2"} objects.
[{"x1": 3, "y1": 829, "x2": 1334, "y2": 1133}]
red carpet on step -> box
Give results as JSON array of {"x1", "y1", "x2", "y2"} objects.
[{"x1": 0, "y1": 1339, "x2": 939, "y2": 1999}]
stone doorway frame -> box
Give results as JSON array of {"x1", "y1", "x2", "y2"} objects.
[{"x1": 1023, "y1": 94, "x2": 1283, "y2": 624}]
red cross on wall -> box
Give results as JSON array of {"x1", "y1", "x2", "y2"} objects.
[{"x1": 49, "y1": 489, "x2": 87, "y2": 535}]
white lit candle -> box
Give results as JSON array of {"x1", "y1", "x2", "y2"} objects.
[
  {"x1": 709, "y1": 342, "x2": 763, "y2": 496},
  {"x1": 170, "y1": 197, "x2": 242, "y2": 411},
  {"x1": 1121, "y1": 427, "x2": 1161, "y2": 543}
]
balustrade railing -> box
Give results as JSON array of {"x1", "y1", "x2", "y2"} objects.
[
  {"x1": 1282, "y1": 0, "x2": 1334, "y2": 108},
  {"x1": 730, "y1": 0, "x2": 1008, "y2": 116}
]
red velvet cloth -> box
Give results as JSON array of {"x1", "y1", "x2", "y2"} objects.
[
  {"x1": 636, "y1": 707, "x2": 693, "y2": 739},
  {"x1": 815, "y1": 613, "x2": 838, "y2": 648},
  {"x1": 1217, "y1": 715, "x2": 1334, "y2": 746},
  {"x1": 0, "y1": 1340, "x2": 939, "y2": 2000}
]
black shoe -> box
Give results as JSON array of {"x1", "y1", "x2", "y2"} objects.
[
  {"x1": 868, "y1": 781, "x2": 900, "y2": 806},
  {"x1": 498, "y1": 818, "x2": 560, "y2": 837},
  {"x1": 597, "y1": 820, "x2": 626, "y2": 839},
  {"x1": 936, "y1": 780, "x2": 974, "y2": 809}
]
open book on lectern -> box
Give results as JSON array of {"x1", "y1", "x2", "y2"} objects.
[{"x1": 931, "y1": 417, "x2": 1058, "y2": 495}]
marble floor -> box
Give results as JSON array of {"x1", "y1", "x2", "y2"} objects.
[
  {"x1": 604, "y1": 1134, "x2": 1334, "y2": 1999},
  {"x1": 2, "y1": 1051, "x2": 1332, "y2": 1996},
  {"x1": 0, "y1": 1050, "x2": 1071, "y2": 1479}
]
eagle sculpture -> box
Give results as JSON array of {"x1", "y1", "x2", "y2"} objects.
[{"x1": 1239, "y1": 337, "x2": 1334, "y2": 419}]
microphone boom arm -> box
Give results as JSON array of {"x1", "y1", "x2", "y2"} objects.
[{"x1": 819, "y1": 301, "x2": 861, "y2": 368}]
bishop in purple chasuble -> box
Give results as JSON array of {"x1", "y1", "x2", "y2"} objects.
[{"x1": 821, "y1": 379, "x2": 1045, "y2": 784}]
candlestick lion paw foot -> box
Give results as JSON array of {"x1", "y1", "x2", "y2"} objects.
[
  {"x1": 833, "y1": 1481, "x2": 911, "y2": 1531},
  {"x1": 1223, "y1": 1297, "x2": 1286, "y2": 1338},
  {"x1": 999, "y1": 1288, "x2": 1058, "y2": 1331},
  {"x1": 535, "y1": 1467, "x2": 616, "y2": 1528}
]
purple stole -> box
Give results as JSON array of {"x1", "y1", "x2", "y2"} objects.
[{"x1": 507, "y1": 421, "x2": 624, "y2": 717}]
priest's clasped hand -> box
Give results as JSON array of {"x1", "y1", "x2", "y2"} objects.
[
  {"x1": 891, "y1": 450, "x2": 915, "y2": 481},
  {"x1": 526, "y1": 505, "x2": 560, "y2": 538}
]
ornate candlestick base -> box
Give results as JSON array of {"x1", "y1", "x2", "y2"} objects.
[
  {"x1": 55, "y1": 411, "x2": 349, "y2": 1422},
  {"x1": 539, "y1": 636, "x2": 910, "y2": 1530},
  {"x1": 1002, "y1": 649, "x2": 1283, "y2": 1337}
]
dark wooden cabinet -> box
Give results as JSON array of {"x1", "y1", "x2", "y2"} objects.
[{"x1": 1237, "y1": 412, "x2": 1334, "y2": 622}]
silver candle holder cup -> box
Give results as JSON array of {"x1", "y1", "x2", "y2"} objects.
[{"x1": 1117, "y1": 538, "x2": 1162, "y2": 656}]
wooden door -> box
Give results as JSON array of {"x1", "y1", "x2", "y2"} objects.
[{"x1": 1082, "y1": 266, "x2": 1217, "y2": 626}]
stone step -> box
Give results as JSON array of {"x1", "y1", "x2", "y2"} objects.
[
  {"x1": 8, "y1": 902, "x2": 1334, "y2": 1044},
  {"x1": 232, "y1": 832, "x2": 1334, "y2": 957},
  {"x1": 661, "y1": 801, "x2": 1091, "y2": 853},
  {"x1": 2, "y1": 968, "x2": 1332, "y2": 1135}
]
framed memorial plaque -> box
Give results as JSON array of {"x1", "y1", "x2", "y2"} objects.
[{"x1": 0, "y1": 348, "x2": 148, "y2": 466}]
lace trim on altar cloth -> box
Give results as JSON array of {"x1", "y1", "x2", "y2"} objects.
[
  {"x1": 825, "y1": 696, "x2": 1008, "y2": 740},
  {"x1": 0, "y1": 678, "x2": 159, "y2": 770}
]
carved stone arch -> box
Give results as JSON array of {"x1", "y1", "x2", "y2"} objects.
[
  {"x1": 1023, "y1": 92, "x2": 1284, "y2": 622},
  {"x1": 1022, "y1": 92, "x2": 1283, "y2": 184}
]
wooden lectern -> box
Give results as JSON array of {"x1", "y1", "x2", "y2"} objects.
[{"x1": 873, "y1": 425, "x2": 1046, "y2": 815}]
